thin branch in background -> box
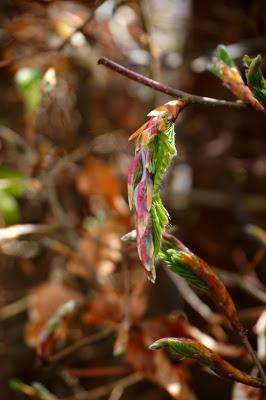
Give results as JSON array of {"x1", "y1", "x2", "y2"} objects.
[
  {"x1": 139, "y1": 0, "x2": 161, "y2": 104},
  {"x1": 243, "y1": 247, "x2": 265, "y2": 274},
  {"x1": 48, "y1": 326, "x2": 114, "y2": 364},
  {"x1": 44, "y1": 146, "x2": 99, "y2": 285},
  {"x1": 98, "y1": 56, "x2": 265, "y2": 111},
  {"x1": 67, "y1": 366, "x2": 132, "y2": 378},
  {"x1": 254, "y1": 310, "x2": 266, "y2": 361},
  {"x1": 164, "y1": 265, "x2": 220, "y2": 322},
  {"x1": 240, "y1": 332, "x2": 266, "y2": 382},
  {"x1": 56, "y1": 0, "x2": 106, "y2": 52},
  {"x1": 218, "y1": 269, "x2": 266, "y2": 304},
  {"x1": 0, "y1": 126, "x2": 32, "y2": 153},
  {"x1": 0, "y1": 296, "x2": 28, "y2": 320},
  {"x1": 71, "y1": 372, "x2": 143, "y2": 400}
]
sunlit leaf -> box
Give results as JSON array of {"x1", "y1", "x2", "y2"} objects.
[
  {"x1": 37, "y1": 300, "x2": 76, "y2": 361},
  {"x1": 160, "y1": 235, "x2": 242, "y2": 333},
  {"x1": 9, "y1": 379, "x2": 57, "y2": 400},
  {"x1": 15, "y1": 67, "x2": 42, "y2": 114},
  {"x1": 127, "y1": 99, "x2": 188, "y2": 282},
  {"x1": 0, "y1": 191, "x2": 20, "y2": 225},
  {"x1": 209, "y1": 45, "x2": 264, "y2": 111},
  {"x1": 0, "y1": 167, "x2": 26, "y2": 197},
  {"x1": 244, "y1": 54, "x2": 266, "y2": 105},
  {"x1": 149, "y1": 338, "x2": 265, "y2": 389}
]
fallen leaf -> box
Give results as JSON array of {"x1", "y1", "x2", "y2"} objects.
[
  {"x1": 77, "y1": 157, "x2": 128, "y2": 215},
  {"x1": 25, "y1": 279, "x2": 81, "y2": 347}
]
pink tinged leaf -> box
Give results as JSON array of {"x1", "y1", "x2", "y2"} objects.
[
  {"x1": 134, "y1": 180, "x2": 155, "y2": 282},
  {"x1": 127, "y1": 152, "x2": 142, "y2": 210},
  {"x1": 129, "y1": 121, "x2": 148, "y2": 142}
]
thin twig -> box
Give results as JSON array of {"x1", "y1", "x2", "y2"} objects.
[
  {"x1": 218, "y1": 269, "x2": 266, "y2": 304},
  {"x1": 0, "y1": 296, "x2": 28, "y2": 320},
  {"x1": 44, "y1": 146, "x2": 99, "y2": 284},
  {"x1": 71, "y1": 372, "x2": 143, "y2": 400},
  {"x1": 240, "y1": 331, "x2": 266, "y2": 383},
  {"x1": 98, "y1": 56, "x2": 264, "y2": 111},
  {"x1": 255, "y1": 310, "x2": 266, "y2": 361},
  {"x1": 67, "y1": 366, "x2": 132, "y2": 378},
  {"x1": 48, "y1": 326, "x2": 114, "y2": 364},
  {"x1": 164, "y1": 266, "x2": 219, "y2": 322},
  {"x1": 139, "y1": 0, "x2": 161, "y2": 104},
  {"x1": 57, "y1": 0, "x2": 106, "y2": 51}
]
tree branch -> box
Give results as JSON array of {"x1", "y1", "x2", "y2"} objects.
[{"x1": 98, "y1": 56, "x2": 264, "y2": 111}]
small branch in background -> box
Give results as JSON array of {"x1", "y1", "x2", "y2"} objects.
[
  {"x1": 44, "y1": 146, "x2": 99, "y2": 285},
  {"x1": 218, "y1": 269, "x2": 266, "y2": 304},
  {"x1": 68, "y1": 366, "x2": 132, "y2": 378},
  {"x1": 164, "y1": 265, "x2": 220, "y2": 323},
  {"x1": 243, "y1": 247, "x2": 265, "y2": 274},
  {"x1": 98, "y1": 56, "x2": 263, "y2": 111},
  {"x1": 48, "y1": 326, "x2": 114, "y2": 364},
  {"x1": 139, "y1": 0, "x2": 161, "y2": 104},
  {"x1": 57, "y1": 0, "x2": 107, "y2": 52},
  {"x1": 0, "y1": 126, "x2": 32, "y2": 154},
  {"x1": 0, "y1": 296, "x2": 28, "y2": 320},
  {"x1": 239, "y1": 331, "x2": 266, "y2": 383},
  {"x1": 73, "y1": 372, "x2": 143, "y2": 400},
  {"x1": 254, "y1": 310, "x2": 266, "y2": 361}
]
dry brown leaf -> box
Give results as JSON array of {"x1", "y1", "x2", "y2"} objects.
[
  {"x1": 77, "y1": 157, "x2": 128, "y2": 215},
  {"x1": 25, "y1": 279, "x2": 81, "y2": 347},
  {"x1": 81, "y1": 287, "x2": 147, "y2": 326}
]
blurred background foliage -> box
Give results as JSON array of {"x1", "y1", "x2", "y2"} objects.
[{"x1": 0, "y1": 0, "x2": 266, "y2": 399}]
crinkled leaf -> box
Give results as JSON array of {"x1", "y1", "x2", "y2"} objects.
[
  {"x1": 217, "y1": 45, "x2": 236, "y2": 67},
  {"x1": 126, "y1": 99, "x2": 188, "y2": 282},
  {"x1": 160, "y1": 236, "x2": 242, "y2": 333},
  {"x1": 160, "y1": 248, "x2": 209, "y2": 292},
  {"x1": 244, "y1": 54, "x2": 266, "y2": 105},
  {"x1": 209, "y1": 45, "x2": 264, "y2": 111},
  {"x1": 149, "y1": 338, "x2": 265, "y2": 389},
  {"x1": 37, "y1": 300, "x2": 76, "y2": 361}
]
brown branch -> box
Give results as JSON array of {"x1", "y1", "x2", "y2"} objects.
[
  {"x1": 98, "y1": 56, "x2": 264, "y2": 111},
  {"x1": 48, "y1": 326, "x2": 114, "y2": 364},
  {"x1": 57, "y1": 0, "x2": 106, "y2": 52}
]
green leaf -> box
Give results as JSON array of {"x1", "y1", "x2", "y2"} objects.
[
  {"x1": 244, "y1": 54, "x2": 266, "y2": 105},
  {"x1": 149, "y1": 337, "x2": 212, "y2": 365},
  {"x1": 207, "y1": 63, "x2": 221, "y2": 78},
  {"x1": 160, "y1": 248, "x2": 209, "y2": 292},
  {"x1": 149, "y1": 337, "x2": 266, "y2": 389},
  {"x1": 0, "y1": 191, "x2": 20, "y2": 225},
  {"x1": 217, "y1": 45, "x2": 235, "y2": 67},
  {"x1": 15, "y1": 67, "x2": 42, "y2": 113},
  {"x1": 0, "y1": 167, "x2": 25, "y2": 197},
  {"x1": 150, "y1": 121, "x2": 176, "y2": 256}
]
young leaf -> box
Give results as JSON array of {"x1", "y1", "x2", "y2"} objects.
[
  {"x1": 37, "y1": 299, "x2": 76, "y2": 361},
  {"x1": 149, "y1": 338, "x2": 266, "y2": 389},
  {"x1": 15, "y1": 67, "x2": 42, "y2": 114},
  {"x1": 127, "y1": 99, "x2": 188, "y2": 282},
  {"x1": 160, "y1": 236, "x2": 242, "y2": 333},
  {"x1": 244, "y1": 54, "x2": 266, "y2": 105},
  {"x1": 9, "y1": 379, "x2": 58, "y2": 400},
  {"x1": 209, "y1": 45, "x2": 264, "y2": 111}
]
